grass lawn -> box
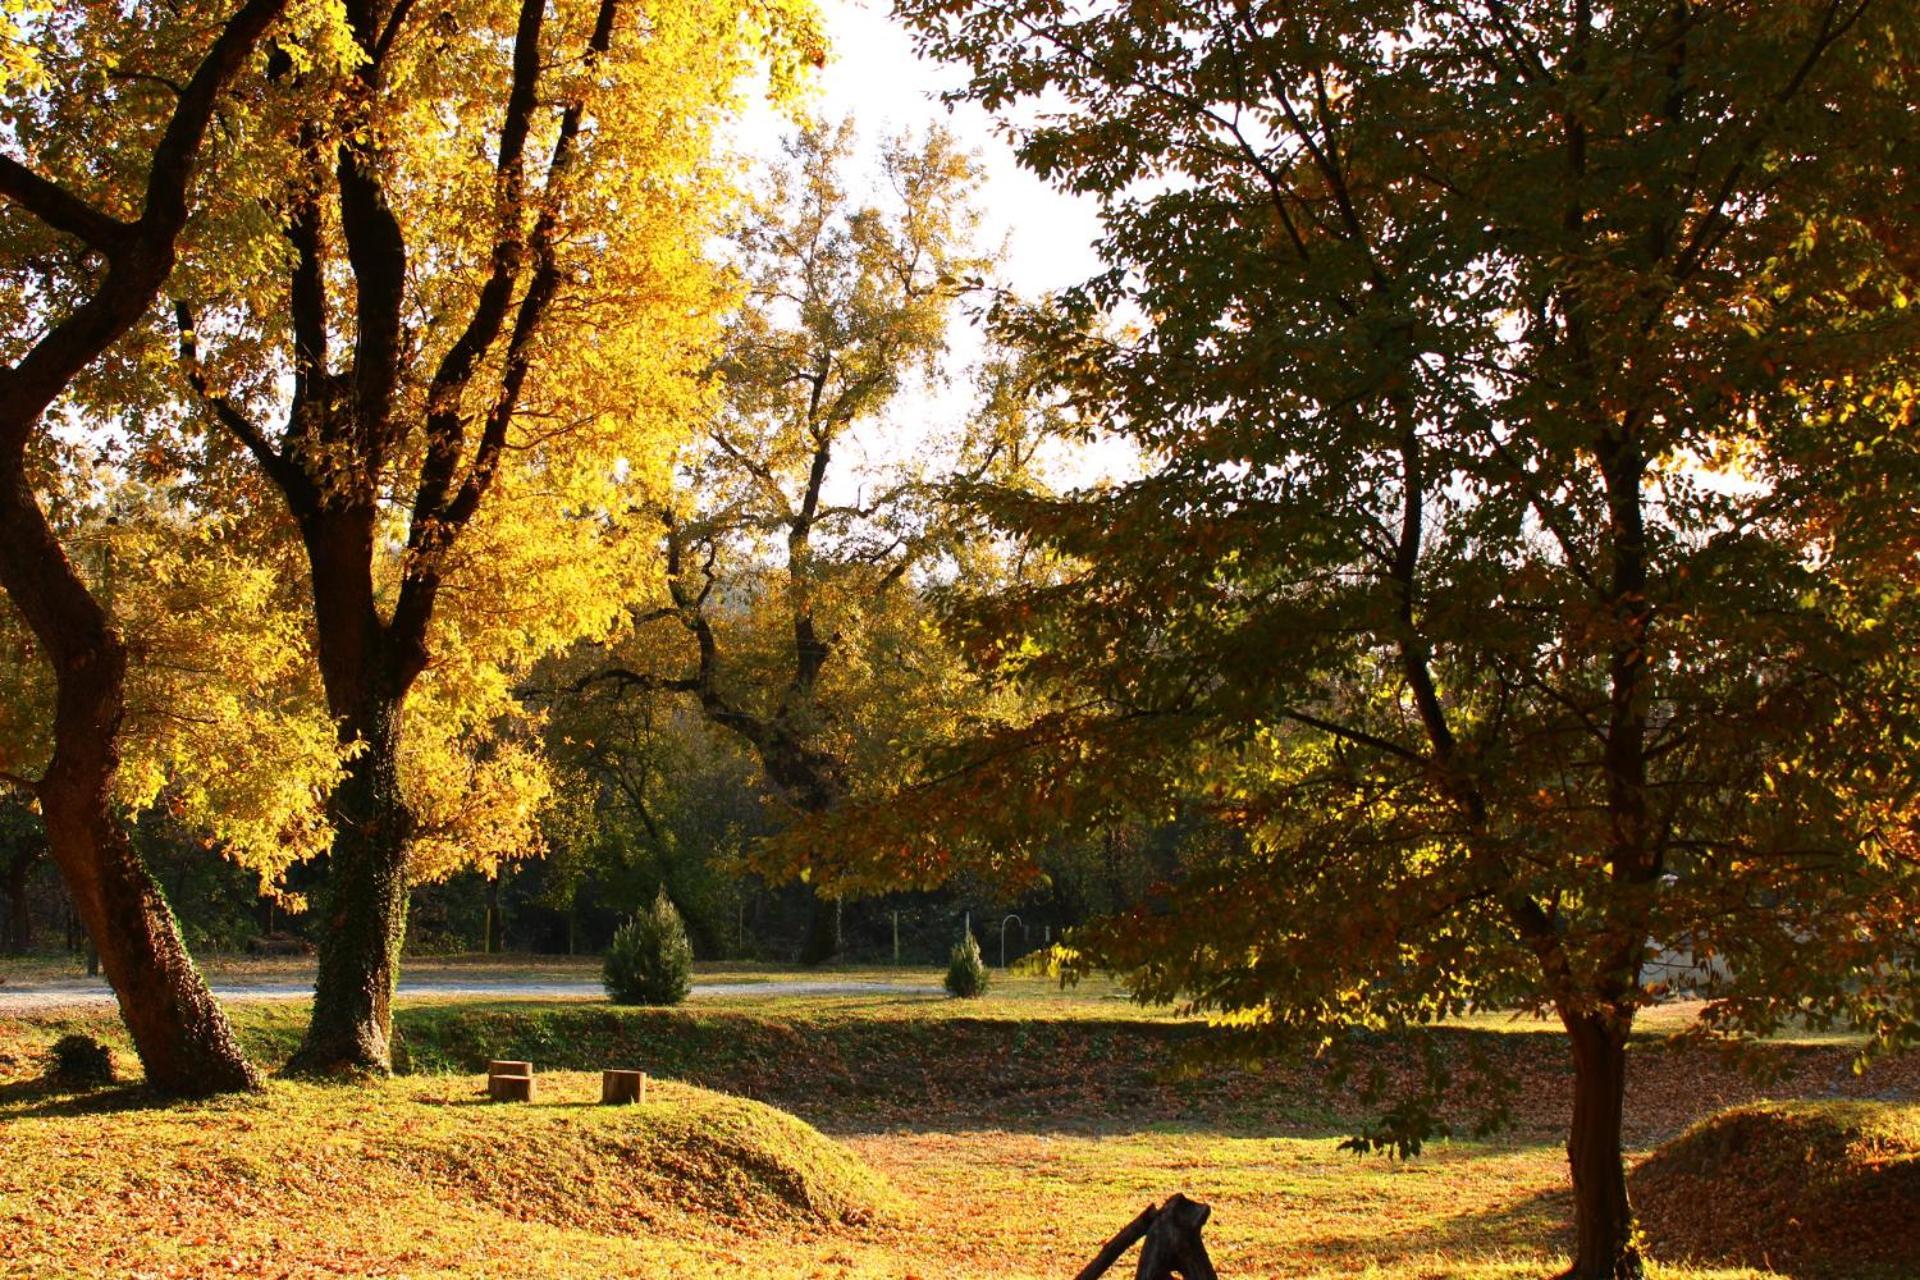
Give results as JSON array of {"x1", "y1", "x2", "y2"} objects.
[{"x1": 1, "y1": 963, "x2": 1912, "y2": 1279}]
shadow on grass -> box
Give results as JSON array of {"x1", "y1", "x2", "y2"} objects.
[
  {"x1": 1222, "y1": 1181, "x2": 1575, "y2": 1278},
  {"x1": 803, "y1": 1109, "x2": 1359, "y2": 1141},
  {"x1": 231, "y1": 1007, "x2": 1579, "y2": 1142},
  {"x1": 1322, "y1": 1178, "x2": 1573, "y2": 1267},
  {"x1": 0, "y1": 1078, "x2": 179, "y2": 1120},
  {"x1": 15, "y1": 998, "x2": 1909, "y2": 1152}
]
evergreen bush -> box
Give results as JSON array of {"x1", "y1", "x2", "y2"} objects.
[
  {"x1": 604, "y1": 889, "x2": 694, "y2": 1006},
  {"x1": 944, "y1": 932, "x2": 989, "y2": 998},
  {"x1": 45, "y1": 1034, "x2": 116, "y2": 1088}
]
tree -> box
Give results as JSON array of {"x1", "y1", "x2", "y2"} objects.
[
  {"x1": 166, "y1": 0, "x2": 819, "y2": 1072},
  {"x1": 533, "y1": 670, "x2": 776, "y2": 955},
  {"x1": 0, "y1": 0, "x2": 296, "y2": 1095},
  {"x1": 0, "y1": 475, "x2": 340, "y2": 883},
  {"x1": 0, "y1": 796, "x2": 45, "y2": 954},
  {"x1": 603, "y1": 888, "x2": 694, "y2": 1005},
  {"x1": 583, "y1": 123, "x2": 1037, "y2": 963},
  {"x1": 874, "y1": 2, "x2": 1920, "y2": 1276},
  {"x1": 943, "y1": 931, "x2": 988, "y2": 997}
]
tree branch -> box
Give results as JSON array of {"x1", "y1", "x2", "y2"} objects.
[
  {"x1": 0, "y1": 0, "x2": 290, "y2": 449},
  {"x1": 440, "y1": 0, "x2": 623, "y2": 536},
  {"x1": 392, "y1": 0, "x2": 621, "y2": 649},
  {"x1": 173, "y1": 300, "x2": 312, "y2": 505},
  {"x1": 0, "y1": 158, "x2": 135, "y2": 253},
  {"x1": 287, "y1": 128, "x2": 331, "y2": 410},
  {"x1": 1277, "y1": 709, "x2": 1429, "y2": 767},
  {"x1": 409, "y1": 0, "x2": 547, "y2": 531},
  {"x1": 569, "y1": 666, "x2": 701, "y2": 697}
]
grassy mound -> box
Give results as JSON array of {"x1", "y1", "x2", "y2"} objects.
[
  {"x1": 1631, "y1": 1100, "x2": 1920, "y2": 1279},
  {"x1": 14, "y1": 994, "x2": 1920, "y2": 1142},
  {"x1": 0, "y1": 1073, "x2": 893, "y2": 1278}
]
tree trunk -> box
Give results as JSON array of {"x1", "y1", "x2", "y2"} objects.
[
  {"x1": 1559, "y1": 1009, "x2": 1644, "y2": 1280},
  {"x1": 287, "y1": 694, "x2": 414, "y2": 1075},
  {"x1": 798, "y1": 885, "x2": 841, "y2": 966},
  {"x1": 3, "y1": 850, "x2": 33, "y2": 954},
  {"x1": 486, "y1": 869, "x2": 504, "y2": 954},
  {"x1": 42, "y1": 756, "x2": 256, "y2": 1093},
  {"x1": 277, "y1": 497, "x2": 428, "y2": 1077},
  {"x1": 0, "y1": 470, "x2": 258, "y2": 1094}
]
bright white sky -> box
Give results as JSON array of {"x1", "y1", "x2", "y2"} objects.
[
  {"x1": 722, "y1": 0, "x2": 1129, "y2": 495},
  {"x1": 730, "y1": 0, "x2": 1108, "y2": 304}
]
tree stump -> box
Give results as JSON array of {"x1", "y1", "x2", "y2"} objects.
[
  {"x1": 601, "y1": 1069, "x2": 646, "y2": 1104},
  {"x1": 487, "y1": 1060, "x2": 535, "y2": 1102},
  {"x1": 1074, "y1": 1193, "x2": 1217, "y2": 1280},
  {"x1": 488, "y1": 1073, "x2": 536, "y2": 1102}
]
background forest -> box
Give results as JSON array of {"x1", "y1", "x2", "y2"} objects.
[{"x1": 0, "y1": 107, "x2": 1183, "y2": 970}]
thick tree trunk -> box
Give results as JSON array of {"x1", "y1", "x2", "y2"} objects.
[
  {"x1": 41, "y1": 750, "x2": 259, "y2": 1094},
  {"x1": 0, "y1": 471, "x2": 257, "y2": 1095},
  {"x1": 279, "y1": 499, "x2": 427, "y2": 1077},
  {"x1": 1559, "y1": 1009, "x2": 1643, "y2": 1280},
  {"x1": 287, "y1": 694, "x2": 414, "y2": 1075}
]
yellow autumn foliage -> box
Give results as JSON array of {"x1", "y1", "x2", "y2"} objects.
[
  {"x1": 0, "y1": 0, "x2": 49, "y2": 91},
  {"x1": 0, "y1": 475, "x2": 340, "y2": 893},
  {"x1": 3, "y1": 0, "x2": 825, "y2": 900}
]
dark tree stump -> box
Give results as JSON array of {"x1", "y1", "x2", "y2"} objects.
[
  {"x1": 1075, "y1": 1193, "x2": 1218, "y2": 1280},
  {"x1": 601, "y1": 1069, "x2": 646, "y2": 1104}
]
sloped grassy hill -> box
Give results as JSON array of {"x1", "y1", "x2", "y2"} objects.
[
  {"x1": 0, "y1": 1073, "x2": 894, "y2": 1279},
  {"x1": 1631, "y1": 1100, "x2": 1920, "y2": 1279}
]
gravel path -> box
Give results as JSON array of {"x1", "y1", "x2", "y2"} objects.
[{"x1": 0, "y1": 975, "x2": 943, "y2": 1013}]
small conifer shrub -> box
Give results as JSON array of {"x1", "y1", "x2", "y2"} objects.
[
  {"x1": 945, "y1": 932, "x2": 989, "y2": 998},
  {"x1": 604, "y1": 889, "x2": 695, "y2": 1006},
  {"x1": 45, "y1": 1034, "x2": 116, "y2": 1088}
]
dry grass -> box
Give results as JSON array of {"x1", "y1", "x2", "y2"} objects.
[
  {"x1": 0, "y1": 1072, "x2": 1780, "y2": 1280},
  {"x1": 1632, "y1": 1100, "x2": 1920, "y2": 1279},
  {"x1": 0, "y1": 973, "x2": 1911, "y2": 1278},
  {"x1": 0, "y1": 1073, "x2": 895, "y2": 1279}
]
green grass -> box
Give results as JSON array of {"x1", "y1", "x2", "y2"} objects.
[{"x1": 2, "y1": 969, "x2": 1914, "y2": 1278}]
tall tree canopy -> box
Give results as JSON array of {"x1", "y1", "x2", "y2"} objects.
[
  {"x1": 0, "y1": 0, "x2": 303, "y2": 1094},
  {"x1": 151, "y1": 0, "x2": 819, "y2": 1072},
  {"x1": 579, "y1": 123, "x2": 1041, "y2": 962},
  {"x1": 868, "y1": 1, "x2": 1920, "y2": 1275}
]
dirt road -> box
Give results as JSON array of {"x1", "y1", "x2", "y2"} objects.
[{"x1": 0, "y1": 972, "x2": 943, "y2": 1013}]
